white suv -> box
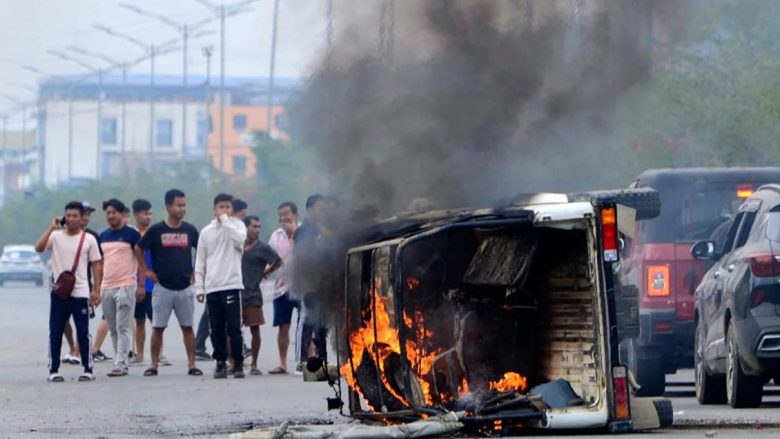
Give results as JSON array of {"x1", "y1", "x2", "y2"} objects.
[{"x1": 0, "y1": 245, "x2": 45, "y2": 287}]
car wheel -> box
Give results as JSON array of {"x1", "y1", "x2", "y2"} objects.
[
  {"x1": 726, "y1": 320, "x2": 763, "y2": 408},
  {"x1": 627, "y1": 338, "x2": 666, "y2": 396},
  {"x1": 695, "y1": 320, "x2": 726, "y2": 404}
]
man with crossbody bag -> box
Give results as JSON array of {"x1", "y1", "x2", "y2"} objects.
[{"x1": 35, "y1": 201, "x2": 103, "y2": 382}]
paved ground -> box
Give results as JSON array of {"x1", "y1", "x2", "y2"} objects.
[{"x1": 2, "y1": 282, "x2": 780, "y2": 438}]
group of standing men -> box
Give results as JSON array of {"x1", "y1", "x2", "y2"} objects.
[{"x1": 37, "y1": 188, "x2": 331, "y2": 381}]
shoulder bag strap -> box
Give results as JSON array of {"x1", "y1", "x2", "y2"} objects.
[{"x1": 71, "y1": 232, "x2": 87, "y2": 272}]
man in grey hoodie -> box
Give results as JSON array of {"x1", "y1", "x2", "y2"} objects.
[{"x1": 194, "y1": 193, "x2": 248, "y2": 379}]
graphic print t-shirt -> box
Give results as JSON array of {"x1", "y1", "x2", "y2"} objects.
[{"x1": 137, "y1": 221, "x2": 199, "y2": 291}]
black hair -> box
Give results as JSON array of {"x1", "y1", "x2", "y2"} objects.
[
  {"x1": 243, "y1": 215, "x2": 260, "y2": 227},
  {"x1": 132, "y1": 199, "x2": 152, "y2": 213},
  {"x1": 305, "y1": 194, "x2": 327, "y2": 210},
  {"x1": 232, "y1": 198, "x2": 248, "y2": 212},
  {"x1": 214, "y1": 193, "x2": 233, "y2": 207},
  {"x1": 102, "y1": 198, "x2": 126, "y2": 213},
  {"x1": 277, "y1": 201, "x2": 298, "y2": 215},
  {"x1": 165, "y1": 189, "x2": 185, "y2": 206},
  {"x1": 64, "y1": 201, "x2": 85, "y2": 214}
]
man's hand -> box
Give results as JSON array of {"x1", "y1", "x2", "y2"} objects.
[
  {"x1": 90, "y1": 290, "x2": 101, "y2": 307},
  {"x1": 51, "y1": 216, "x2": 62, "y2": 230},
  {"x1": 196, "y1": 292, "x2": 205, "y2": 303},
  {"x1": 136, "y1": 286, "x2": 145, "y2": 302},
  {"x1": 145, "y1": 270, "x2": 159, "y2": 284}
]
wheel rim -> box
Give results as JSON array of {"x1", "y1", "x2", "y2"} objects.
[{"x1": 727, "y1": 329, "x2": 735, "y2": 403}]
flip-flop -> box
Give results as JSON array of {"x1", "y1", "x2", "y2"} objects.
[
  {"x1": 188, "y1": 368, "x2": 203, "y2": 376},
  {"x1": 107, "y1": 368, "x2": 128, "y2": 377},
  {"x1": 47, "y1": 373, "x2": 65, "y2": 382},
  {"x1": 268, "y1": 366, "x2": 287, "y2": 375},
  {"x1": 143, "y1": 368, "x2": 158, "y2": 377},
  {"x1": 250, "y1": 369, "x2": 263, "y2": 376}
]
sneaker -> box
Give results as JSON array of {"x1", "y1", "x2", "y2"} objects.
[
  {"x1": 92, "y1": 350, "x2": 110, "y2": 362},
  {"x1": 242, "y1": 346, "x2": 252, "y2": 358},
  {"x1": 159, "y1": 356, "x2": 172, "y2": 367},
  {"x1": 294, "y1": 362, "x2": 304, "y2": 376},
  {"x1": 214, "y1": 361, "x2": 227, "y2": 379},
  {"x1": 233, "y1": 367, "x2": 245, "y2": 379},
  {"x1": 195, "y1": 351, "x2": 212, "y2": 361}
]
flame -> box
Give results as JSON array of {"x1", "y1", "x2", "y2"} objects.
[
  {"x1": 458, "y1": 377, "x2": 469, "y2": 396},
  {"x1": 488, "y1": 372, "x2": 528, "y2": 393}
]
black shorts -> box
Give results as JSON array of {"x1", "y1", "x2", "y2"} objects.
[
  {"x1": 134, "y1": 293, "x2": 153, "y2": 320},
  {"x1": 272, "y1": 293, "x2": 300, "y2": 327}
]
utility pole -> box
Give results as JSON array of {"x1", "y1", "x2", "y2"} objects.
[
  {"x1": 266, "y1": 0, "x2": 280, "y2": 138},
  {"x1": 202, "y1": 45, "x2": 214, "y2": 183},
  {"x1": 118, "y1": 4, "x2": 213, "y2": 155},
  {"x1": 195, "y1": 0, "x2": 258, "y2": 175}
]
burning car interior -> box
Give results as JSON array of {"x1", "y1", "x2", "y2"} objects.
[{"x1": 340, "y1": 218, "x2": 607, "y2": 431}]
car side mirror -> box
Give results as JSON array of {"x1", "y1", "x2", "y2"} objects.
[{"x1": 691, "y1": 241, "x2": 716, "y2": 260}]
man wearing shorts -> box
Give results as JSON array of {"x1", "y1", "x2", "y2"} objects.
[
  {"x1": 241, "y1": 216, "x2": 281, "y2": 375},
  {"x1": 268, "y1": 202, "x2": 300, "y2": 374},
  {"x1": 135, "y1": 189, "x2": 202, "y2": 377},
  {"x1": 194, "y1": 194, "x2": 247, "y2": 378},
  {"x1": 130, "y1": 199, "x2": 157, "y2": 364}
]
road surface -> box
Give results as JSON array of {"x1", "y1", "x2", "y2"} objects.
[{"x1": 1, "y1": 282, "x2": 778, "y2": 438}]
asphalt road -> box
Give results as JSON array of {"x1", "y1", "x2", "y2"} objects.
[{"x1": 1, "y1": 282, "x2": 779, "y2": 438}]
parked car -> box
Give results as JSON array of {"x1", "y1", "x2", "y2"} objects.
[
  {"x1": 0, "y1": 245, "x2": 46, "y2": 287},
  {"x1": 691, "y1": 184, "x2": 780, "y2": 408},
  {"x1": 619, "y1": 167, "x2": 780, "y2": 396}
]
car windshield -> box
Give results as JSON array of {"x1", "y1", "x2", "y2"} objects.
[{"x1": 2, "y1": 250, "x2": 38, "y2": 261}]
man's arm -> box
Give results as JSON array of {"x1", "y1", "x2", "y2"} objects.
[
  {"x1": 90, "y1": 260, "x2": 103, "y2": 306},
  {"x1": 263, "y1": 258, "x2": 283, "y2": 278},
  {"x1": 219, "y1": 215, "x2": 247, "y2": 248},
  {"x1": 134, "y1": 245, "x2": 157, "y2": 284},
  {"x1": 193, "y1": 232, "x2": 207, "y2": 302},
  {"x1": 34, "y1": 217, "x2": 60, "y2": 253}
]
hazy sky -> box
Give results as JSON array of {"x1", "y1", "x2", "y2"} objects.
[{"x1": 0, "y1": 0, "x2": 329, "y2": 126}]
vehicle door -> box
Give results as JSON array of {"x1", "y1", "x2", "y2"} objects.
[{"x1": 701, "y1": 211, "x2": 745, "y2": 361}]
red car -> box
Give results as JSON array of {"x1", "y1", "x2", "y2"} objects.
[{"x1": 620, "y1": 167, "x2": 780, "y2": 396}]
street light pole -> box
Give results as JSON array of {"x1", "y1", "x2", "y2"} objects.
[{"x1": 266, "y1": 0, "x2": 280, "y2": 139}]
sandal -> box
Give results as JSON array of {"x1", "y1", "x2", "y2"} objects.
[
  {"x1": 107, "y1": 368, "x2": 128, "y2": 377},
  {"x1": 143, "y1": 368, "x2": 158, "y2": 377},
  {"x1": 78, "y1": 372, "x2": 95, "y2": 382},
  {"x1": 188, "y1": 368, "x2": 203, "y2": 376},
  {"x1": 250, "y1": 369, "x2": 263, "y2": 376},
  {"x1": 47, "y1": 373, "x2": 65, "y2": 382},
  {"x1": 268, "y1": 366, "x2": 287, "y2": 375}
]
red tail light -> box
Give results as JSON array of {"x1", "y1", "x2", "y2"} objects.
[
  {"x1": 747, "y1": 253, "x2": 780, "y2": 277},
  {"x1": 612, "y1": 366, "x2": 630, "y2": 420},
  {"x1": 601, "y1": 207, "x2": 618, "y2": 262},
  {"x1": 646, "y1": 264, "x2": 671, "y2": 297}
]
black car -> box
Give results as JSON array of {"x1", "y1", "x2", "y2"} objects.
[{"x1": 692, "y1": 184, "x2": 780, "y2": 408}]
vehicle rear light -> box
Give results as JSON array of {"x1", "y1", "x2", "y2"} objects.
[
  {"x1": 751, "y1": 289, "x2": 766, "y2": 308},
  {"x1": 654, "y1": 322, "x2": 672, "y2": 332},
  {"x1": 746, "y1": 253, "x2": 780, "y2": 277},
  {"x1": 612, "y1": 366, "x2": 630, "y2": 420},
  {"x1": 601, "y1": 207, "x2": 618, "y2": 262},
  {"x1": 737, "y1": 184, "x2": 754, "y2": 198},
  {"x1": 646, "y1": 265, "x2": 670, "y2": 297}
]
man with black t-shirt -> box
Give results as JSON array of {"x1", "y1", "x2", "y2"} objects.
[{"x1": 135, "y1": 189, "x2": 202, "y2": 377}]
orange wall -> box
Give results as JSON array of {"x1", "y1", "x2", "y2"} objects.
[{"x1": 206, "y1": 105, "x2": 287, "y2": 176}]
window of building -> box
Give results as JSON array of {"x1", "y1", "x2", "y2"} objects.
[
  {"x1": 197, "y1": 119, "x2": 208, "y2": 149},
  {"x1": 156, "y1": 119, "x2": 173, "y2": 147},
  {"x1": 233, "y1": 155, "x2": 247, "y2": 176},
  {"x1": 100, "y1": 118, "x2": 117, "y2": 145},
  {"x1": 233, "y1": 114, "x2": 247, "y2": 132}
]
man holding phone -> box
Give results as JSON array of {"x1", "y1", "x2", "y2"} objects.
[{"x1": 35, "y1": 201, "x2": 103, "y2": 382}]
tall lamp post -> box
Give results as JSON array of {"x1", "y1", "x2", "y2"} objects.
[
  {"x1": 194, "y1": 0, "x2": 259, "y2": 175},
  {"x1": 93, "y1": 24, "x2": 180, "y2": 169},
  {"x1": 118, "y1": 3, "x2": 214, "y2": 155}
]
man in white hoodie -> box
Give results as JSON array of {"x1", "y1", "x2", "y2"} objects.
[{"x1": 194, "y1": 193, "x2": 247, "y2": 379}]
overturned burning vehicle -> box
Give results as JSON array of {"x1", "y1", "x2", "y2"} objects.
[{"x1": 334, "y1": 189, "x2": 672, "y2": 434}]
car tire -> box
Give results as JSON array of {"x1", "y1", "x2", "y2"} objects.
[
  {"x1": 695, "y1": 321, "x2": 726, "y2": 404},
  {"x1": 726, "y1": 320, "x2": 763, "y2": 408},
  {"x1": 627, "y1": 338, "x2": 666, "y2": 396}
]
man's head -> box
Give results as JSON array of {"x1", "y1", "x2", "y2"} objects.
[
  {"x1": 277, "y1": 201, "x2": 299, "y2": 235},
  {"x1": 244, "y1": 215, "x2": 261, "y2": 241},
  {"x1": 132, "y1": 199, "x2": 153, "y2": 230},
  {"x1": 103, "y1": 199, "x2": 127, "y2": 229},
  {"x1": 214, "y1": 193, "x2": 234, "y2": 218},
  {"x1": 164, "y1": 189, "x2": 187, "y2": 221},
  {"x1": 232, "y1": 198, "x2": 248, "y2": 220},
  {"x1": 305, "y1": 194, "x2": 328, "y2": 225},
  {"x1": 64, "y1": 201, "x2": 85, "y2": 232},
  {"x1": 80, "y1": 201, "x2": 96, "y2": 229}
]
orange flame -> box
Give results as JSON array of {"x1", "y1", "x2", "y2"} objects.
[{"x1": 488, "y1": 372, "x2": 528, "y2": 393}]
